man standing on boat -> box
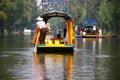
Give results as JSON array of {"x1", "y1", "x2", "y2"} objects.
[
  {"x1": 36, "y1": 17, "x2": 48, "y2": 44},
  {"x1": 98, "y1": 29, "x2": 102, "y2": 37},
  {"x1": 93, "y1": 25, "x2": 96, "y2": 35}
]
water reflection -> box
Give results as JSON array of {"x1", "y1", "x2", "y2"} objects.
[
  {"x1": 1, "y1": 35, "x2": 120, "y2": 80},
  {"x1": 33, "y1": 53, "x2": 73, "y2": 80},
  {"x1": 74, "y1": 38, "x2": 111, "y2": 80}
]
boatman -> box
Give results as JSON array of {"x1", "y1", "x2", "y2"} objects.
[
  {"x1": 36, "y1": 17, "x2": 48, "y2": 44},
  {"x1": 98, "y1": 29, "x2": 102, "y2": 37},
  {"x1": 93, "y1": 25, "x2": 96, "y2": 35}
]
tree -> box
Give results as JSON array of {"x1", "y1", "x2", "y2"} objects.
[
  {"x1": 85, "y1": 0, "x2": 101, "y2": 19},
  {"x1": 97, "y1": 0, "x2": 113, "y2": 32},
  {"x1": 71, "y1": 0, "x2": 86, "y2": 26},
  {"x1": 0, "y1": 0, "x2": 40, "y2": 33},
  {"x1": 111, "y1": 0, "x2": 120, "y2": 34}
]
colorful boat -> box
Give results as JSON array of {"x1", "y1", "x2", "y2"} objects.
[
  {"x1": 32, "y1": 11, "x2": 75, "y2": 53},
  {"x1": 75, "y1": 19, "x2": 104, "y2": 38}
]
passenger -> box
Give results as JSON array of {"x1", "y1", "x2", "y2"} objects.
[
  {"x1": 75, "y1": 26, "x2": 78, "y2": 35},
  {"x1": 57, "y1": 29, "x2": 61, "y2": 38},
  {"x1": 62, "y1": 28, "x2": 67, "y2": 43},
  {"x1": 77, "y1": 27, "x2": 81, "y2": 35},
  {"x1": 83, "y1": 31, "x2": 86, "y2": 36},
  {"x1": 45, "y1": 23, "x2": 51, "y2": 40},
  {"x1": 36, "y1": 16, "x2": 48, "y2": 44},
  {"x1": 63, "y1": 28, "x2": 67, "y2": 38}
]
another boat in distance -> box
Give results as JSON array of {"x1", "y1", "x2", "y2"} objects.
[
  {"x1": 75, "y1": 19, "x2": 104, "y2": 38},
  {"x1": 24, "y1": 28, "x2": 31, "y2": 35}
]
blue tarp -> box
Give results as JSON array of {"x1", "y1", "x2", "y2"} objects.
[{"x1": 82, "y1": 19, "x2": 97, "y2": 28}]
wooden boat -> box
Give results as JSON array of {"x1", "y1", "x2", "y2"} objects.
[
  {"x1": 75, "y1": 19, "x2": 104, "y2": 38},
  {"x1": 32, "y1": 11, "x2": 75, "y2": 53},
  {"x1": 76, "y1": 34, "x2": 105, "y2": 38}
]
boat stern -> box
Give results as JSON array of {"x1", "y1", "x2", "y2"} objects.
[{"x1": 36, "y1": 44, "x2": 74, "y2": 53}]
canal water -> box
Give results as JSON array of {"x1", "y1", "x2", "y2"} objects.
[{"x1": 0, "y1": 34, "x2": 120, "y2": 80}]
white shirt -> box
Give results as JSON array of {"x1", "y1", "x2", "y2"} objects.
[
  {"x1": 99, "y1": 29, "x2": 102, "y2": 33},
  {"x1": 36, "y1": 21, "x2": 46, "y2": 29},
  {"x1": 83, "y1": 31, "x2": 86, "y2": 36},
  {"x1": 93, "y1": 25, "x2": 96, "y2": 31}
]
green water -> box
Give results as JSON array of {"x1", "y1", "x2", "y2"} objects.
[{"x1": 0, "y1": 35, "x2": 120, "y2": 80}]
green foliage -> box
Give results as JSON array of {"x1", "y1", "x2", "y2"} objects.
[
  {"x1": 71, "y1": 0, "x2": 86, "y2": 26},
  {"x1": 71, "y1": 0, "x2": 100, "y2": 26},
  {"x1": 97, "y1": 0, "x2": 113, "y2": 30},
  {"x1": 70, "y1": 0, "x2": 120, "y2": 35},
  {"x1": 0, "y1": 0, "x2": 120, "y2": 35},
  {"x1": 0, "y1": 0, "x2": 40, "y2": 33},
  {"x1": 85, "y1": 0, "x2": 100, "y2": 19},
  {"x1": 110, "y1": 0, "x2": 120, "y2": 34},
  {"x1": 0, "y1": 11, "x2": 7, "y2": 24}
]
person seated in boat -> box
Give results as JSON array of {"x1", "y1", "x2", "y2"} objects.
[
  {"x1": 63, "y1": 28, "x2": 67, "y2": 38},
  {"x1": 45, "y1": 23, "x2": 53, "y2": 40},
  {"x1": 82, "y1": 31, "x2": 86, "y2": 36},
  {"x1": 77, "y1": 27, "x2": 82, "y2": 35},
  {"x1": 36, "y1": 16, "x2": 48, "y2": 44},
  {"x1": 57, "y1": 29, "x2": 62, "y2": 38},
  {"x1": 75, "y1": 26, "x2": 78, "y2": 35},
  {"x1": 62, "y1": 28, "x2": 68, "y2": 44}
]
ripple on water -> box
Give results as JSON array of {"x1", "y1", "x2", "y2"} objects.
[{"x1": 95, "y1": 54, "x2": 111, "y2": 58}]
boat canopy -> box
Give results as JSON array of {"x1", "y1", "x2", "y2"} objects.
[
  {"x1": 41, "y1": 11, "x2": 72, "y2": 23},
  {"x1": 82, "y1": 19, "x2": 97, "y2": 28},
  {"x1": 39, "y1": 11, "x2": 75, "y2": 44}
]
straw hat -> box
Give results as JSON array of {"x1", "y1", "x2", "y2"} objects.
[{"x1": 36, "y1": 16, "x2": 43, "y2": 21}]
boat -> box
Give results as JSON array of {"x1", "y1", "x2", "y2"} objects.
[
  {"x1": 24, "y1": 28, "x2": 31, "y2": 35},
  {"x1": 32, "y1": 11, "x2": 75, "y2": 53},
  {"x1": 75, "y1": 19, "x2": 104, "y2": 38}
]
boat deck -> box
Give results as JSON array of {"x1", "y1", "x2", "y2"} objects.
[{"x1": 76, "y1": 35, "x2": 104, "y2": 38}]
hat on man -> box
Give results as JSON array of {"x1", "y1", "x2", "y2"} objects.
[{"x1": 36, "y1": 16, "x2": 43, "y2": 21}]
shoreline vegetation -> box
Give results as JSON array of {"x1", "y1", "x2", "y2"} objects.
[
  {"x1": 0, "y1": 30, "x2": 117, "y2": 38},
  {"x1": 0, "y1": 0, "x2": 120, "y2": 37},
  {"x1": 0, "y1": 29, "x2": 34, "y2": 36}
]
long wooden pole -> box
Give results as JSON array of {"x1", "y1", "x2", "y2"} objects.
[
  {"x1": 34, "y1": 31, "x2": 40, "y2": 52},
  {"x1": 34, "y1": 32, "x2": 40, "y2": 53}
]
